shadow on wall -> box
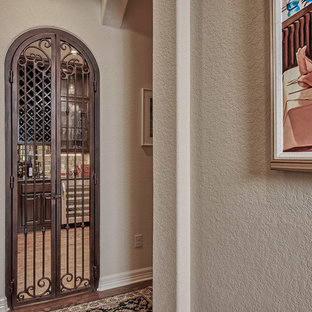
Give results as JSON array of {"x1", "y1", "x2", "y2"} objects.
[{"x1": 122, "y1": 0, "x2": 153, "y2": 38}]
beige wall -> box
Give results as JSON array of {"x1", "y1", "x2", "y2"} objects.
[
  {"x1": 153, "y1": 0, "x2": 177, "y2": 311},
  {"x1": 0, "y1": 0, "x2": 153, "y2": 299},
  {"x1": 191, "y1": 0, "x2": 312, "y2": 311},
  {"x1": 154, "y1": 0, "x2": 312, "y2": 311}
]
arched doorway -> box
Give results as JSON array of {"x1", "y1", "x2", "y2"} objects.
[{"x1": 5, "y1": 28, "x2": 100, "y2": 308}]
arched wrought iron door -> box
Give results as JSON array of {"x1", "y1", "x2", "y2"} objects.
[{"x1": 5, "y1": 29, "x2": 100, "y2": 308}]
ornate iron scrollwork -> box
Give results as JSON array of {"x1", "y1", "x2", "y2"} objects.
[
  {"x1": 60, "y1": 41, "x2": 90, "y2": 79},
  {"x1": 60, "y1": 273, "x2": 90, "y2": 292},
  {"x1": 17, "y1": 277, "x2": 52, "y2": 302}
]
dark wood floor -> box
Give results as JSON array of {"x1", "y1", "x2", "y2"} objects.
[{"x1": 10, "y1": 280, "x2": 152, "y2": 312}]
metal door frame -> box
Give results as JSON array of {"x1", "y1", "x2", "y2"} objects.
[{"x1": 5, "y1": 28, "x2": 100, "y2": 309}]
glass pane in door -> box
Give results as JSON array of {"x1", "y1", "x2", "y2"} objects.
[
  {"x1": 16, "y1": 38, "x2": 53, "y2": 301},
  {"x1": 59, "y1": 41, "x2": 91, "y2": 292}
]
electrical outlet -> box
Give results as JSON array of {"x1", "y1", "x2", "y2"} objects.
[{"x1": 135, "y1": 234, "x2": 143, "y2": 248}]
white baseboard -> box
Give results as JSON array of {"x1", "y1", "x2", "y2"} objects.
[
  {"x1": 0, "y1": 297, "x2": 8, "y2": 312},
  {"x1": 98, "y1": 266, "x2": 153, "y2": 291}
]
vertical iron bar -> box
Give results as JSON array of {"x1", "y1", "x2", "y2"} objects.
[
  {"x1": 41, "y1": 68, "x2": 46, "y2": 279},
  {"x1": 66, "y1": 74, "x2": 70, "y2": 276},
  {"x1": 81, "y1": 72, "x2": 85, "y2": 279},
  {"x1": 89, "y1": 70, "x2": 95, "y2": 286},
  {"x1": 42, "y1": 229, "x2": 45, "y2": 277},
  {"x1": 74, "y1": 69, "x2": 77, "y2": 289},
  {"x1": 12, "y1": 43, "x2": 21, "y2": 306},
  {"x1": 51, "y1": 32, "x2": 58, "y2": 297},
  {"x1": 55, "y1": 32, "x2": 62, "y2": 296},
  {"x1": 32, "y1": 62, "x2": 37, "y2": 297},
  {"x1": 23, "y1": 64, "x2": 28, "y2": 294}
]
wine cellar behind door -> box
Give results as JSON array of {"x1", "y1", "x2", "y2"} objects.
[
  {"x1": 16, "y1": 38, "x2": 53, "y2": 301},
  {"x1": 59, "y1": 40, "x2": 91, "y2": 293},
  {"x1": 6, "y1": 29, "x2": 100, "y2": 308}
]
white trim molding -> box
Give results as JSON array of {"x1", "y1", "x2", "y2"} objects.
[
  {"x1": 98, "y1": 267, "x2": 153, "y2": 291},
  {"x1": 153, "y1": 0, "x2": 191, "y2": 310},
  {"x1": 0, "y1": 297, "x2": 8, "y2": 312},
  {"x1": 176, "y1": 0, "x2": 191, "y2": 311}
]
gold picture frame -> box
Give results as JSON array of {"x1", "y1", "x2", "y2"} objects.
[{"x1": 271, "y1": 0, "x2": 312, "y2": 171}]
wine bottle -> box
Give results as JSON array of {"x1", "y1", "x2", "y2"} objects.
[{"x1": 27, "y1": 156, "x2": 33, "y2": 178}]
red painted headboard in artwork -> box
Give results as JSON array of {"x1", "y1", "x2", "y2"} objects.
[{"x1": 282, "y1": 4, "x2": 312, "y2": 72}]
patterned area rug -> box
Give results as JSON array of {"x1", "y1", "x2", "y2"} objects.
[{"x1": 53, "y1": 287, "x2": 152, "y2": 312}]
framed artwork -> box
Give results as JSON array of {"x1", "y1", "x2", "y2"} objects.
[
  {"x1": 141, "y1": 88, "x2": 153, "y2": 146},
  {"x1": 271, "y1": 0, "x2": 312, "y2": 171}
]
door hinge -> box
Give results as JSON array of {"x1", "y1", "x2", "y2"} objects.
[
  {"x1": 9, "y1": 176, "x2": 14, "y2": 189},
  {"x1": 93, "y1": 80, "x2": 97, "y2": 93},
  {"x1": 9, "y1": 280, "x2": 14, "y2": 294},
  {"x1": 92, "y1": 266, "x2": 97, "y2": 279},
  {"x1": 9, "y1": 70, "x2": 13, "y2": 84},
  {"x1": 93, "y1": 173, "x2": 98, "y2": 185}
]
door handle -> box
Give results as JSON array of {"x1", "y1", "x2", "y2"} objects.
[{"x1": 51, "y1": 193, "x2": 61, "y2": 200}]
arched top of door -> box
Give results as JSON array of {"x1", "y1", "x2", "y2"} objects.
[{"x1": 5, "y1": 28, "x2": 100, "y2": 82}]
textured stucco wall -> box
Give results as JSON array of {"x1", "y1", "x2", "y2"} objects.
[
  {"x1": 154, "y1": 0, "x2": 312, "y2": 311},
  {"x1": 0, "y1": 0, "x2": 153, "y2": 299},
  {"x1": 191, "y1": 0, "x2": 312, "y2": 311},
  {"x1": 153, "y1": 0, "x2": 177, "y2": 311}
]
